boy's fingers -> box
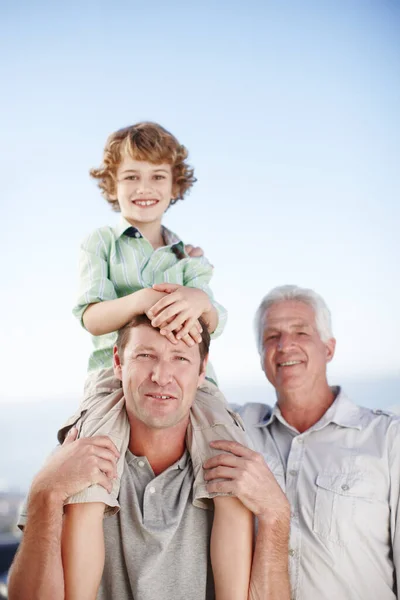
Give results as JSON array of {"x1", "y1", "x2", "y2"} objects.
[
  {"x1": 176, "y1": 321, "x2": 201, "y2": 343},
  {"x1": 148, "y1": 294, "x2": 177, "y2": 318},
  {"x1": 152, "y1": 304, "x2": 186, "y2": 329},
  {"x1": 159, "y1": 311, "x2": 188, "y2": 333},
  {"x1": 159, "y1": 329, "x2": 178, "y2": 344},
  {"x1": 180, "y1": 333, "x2": 196, "y2": 347},
  {"x1": 151, "y1": 283, "x2": 181, "y2": 296}
]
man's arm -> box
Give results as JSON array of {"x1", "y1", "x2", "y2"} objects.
[
  {"x1": 203, "y1": 440, "x2": 291, "y2": 600},
  {"x1": 8, "y1": 430, "x2": 119, "y2": 600}
]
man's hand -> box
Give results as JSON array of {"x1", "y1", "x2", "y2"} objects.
[
  {"x1": 203, "y1": 440, "x2": 290, "y2": 526},
  {"x1": 148, "y1": 283, "x2": 211, "y2": 345},
  {"x1": 30, "y1": 428, "x2": 120, "y2": 505},
  {"x1": 184, "y1": 244, "x2": 204, "y2": 257}
]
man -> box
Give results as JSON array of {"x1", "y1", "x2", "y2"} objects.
[
  {"x1": 8, "y1": 314, "x2": 291, "y2": 600},
  {"x1": 206, "y1": 285, "x2": 399, "y2": 600}
]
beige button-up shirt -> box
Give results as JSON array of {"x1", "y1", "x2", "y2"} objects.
[{"x1": 237, "y1": 388, "x2": 400, "y2": 600}]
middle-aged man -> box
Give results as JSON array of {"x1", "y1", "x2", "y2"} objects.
[
  {"x1": 8, "y1": 314, "x2": 291, "y2": 600},
  {"x1": 208, "y1": 284, "x2": 399, "y2": 600}
]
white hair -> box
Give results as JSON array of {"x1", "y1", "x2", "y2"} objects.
[{"x1": 254, "y1": 284, "x2": 333, "y2": 354}]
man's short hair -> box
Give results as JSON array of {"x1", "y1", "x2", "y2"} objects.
[
  {"x1": 254, "y1": 284, "x2": 334, "y2": 353},
  {"x1": 90, "y1": 122, "x2": 196, "y2": 210},
  {"x1": 116, "y1": 314, "x2": 210, "y2": 371}
]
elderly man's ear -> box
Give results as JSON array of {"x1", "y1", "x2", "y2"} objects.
[{"x1": 325, "y1": 338, "x2": 336, "y2": 363}]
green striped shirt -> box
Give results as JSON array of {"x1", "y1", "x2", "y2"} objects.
[{"x1": 73, "y1": 218, "x2": 227, "y2": 378}]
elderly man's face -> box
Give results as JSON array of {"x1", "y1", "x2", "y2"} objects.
[
  {"x1": 261, "y1": 300, "x2": 335, "y2": 395},
  {"x1": 113, "y1": 324, "x2": 206, "y2": 430}
]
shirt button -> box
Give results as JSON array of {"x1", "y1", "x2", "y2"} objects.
[
  {"x1": 289, "y1": 549, "x2": 295, "y2": 557},
  {"x1": 149, "y1": 486, "x2": 156, "y2": 494},
  {"x1": 289, "y1": 469, "x2": 298, "y2": 477},
  {"x1": 138, "y1": 460, "x2": 145, "y2": 467},
  {"x1": 341, "y1": 484, "x2": 349, "y2": 491},
  {"x1": 296, "y1": 437, "x2": 304, "y2": 443},
  {"x1": 135, "y1": 231, "x2": 141, "y2": 238}
]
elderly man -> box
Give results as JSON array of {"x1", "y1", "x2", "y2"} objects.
[
  {"x1": 206, "y1": 285, "x2": 399, "y2": 600},
  {"x1": 9, "y1": 314, "x2": 290, "y2": 600}
]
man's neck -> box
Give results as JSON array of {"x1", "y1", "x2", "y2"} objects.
[
  {"x1": 128, "y1": 418, "x2": 189, "y2": 475},
  {"x1": 277, "y1": 381, "x2": 335, "y2": 433}
]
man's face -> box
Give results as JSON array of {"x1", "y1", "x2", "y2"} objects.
[
  {"x1": 261, "y1": 300, "x2": 336, "y2": 395},
  {"x1": 115, "y1": 156, "x2": 174, "y2": 227},
  {"x1": 114, "y1": 325, "x2": 206, "y2": 430}
]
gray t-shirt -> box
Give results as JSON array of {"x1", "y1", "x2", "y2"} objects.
[{"x1": 98, "y1": 449, "x2": 215, "y2": 600}]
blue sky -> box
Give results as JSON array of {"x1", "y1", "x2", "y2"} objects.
[{"x1": 1, "y1": 0, "x2": 399, "y2": 402}]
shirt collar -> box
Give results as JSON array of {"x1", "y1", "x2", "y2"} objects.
[
  {"x1": 114, "y1": 217, "x2": 136, "y2": 239},
  {"x1": 254, "y1": 386, "x2": 362, "y2": 431},
  {"x1": 114, "y1": 217, "x2": 186, "y2": 253},
  {"x1": 126, "y1": 448, "x2": 189, "y2": 471},
  {"x1": 320, "y1": 387, "x2": 363, "y2": 430}
]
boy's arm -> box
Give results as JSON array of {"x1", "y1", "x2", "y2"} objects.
[
  {"x1": 82, "y1": 287, "x2": 168, "y2": 336},
  {"x1": 73, "y1": 230, "x2": 171, "y2": 336},
  {"x1": 149, "y1": 284, "x2": 219, "y2": 338},
  {"x1": 150, "y1": 254, "x2": 227, "y2": 339}
]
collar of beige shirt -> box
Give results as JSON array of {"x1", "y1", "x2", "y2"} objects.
[{"x1": 255, "y1": 387, "x2": 364, "y2": 432}]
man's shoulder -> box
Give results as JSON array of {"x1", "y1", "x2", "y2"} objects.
[
  {"x1": 343, "y1": 395, "x2": 400, "y2": 436},
  {"x1": 231, "y1": 402, "x2": 273, "y2": 427}
]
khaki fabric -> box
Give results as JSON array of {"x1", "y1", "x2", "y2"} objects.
[{"x1": 58, "y1": 369, "x2": 249, "y2": 514}]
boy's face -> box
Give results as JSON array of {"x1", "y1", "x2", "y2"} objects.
[{"x1": 114, "y1": 155, "x2": 175, "y2": 226}]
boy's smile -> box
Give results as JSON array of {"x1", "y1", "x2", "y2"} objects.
[{"x1": 114, "y1": 156, "x2": 175, "y2": 232}]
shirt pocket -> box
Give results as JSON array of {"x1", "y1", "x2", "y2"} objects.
[{"x1": 313, "y1": 472, "x2": 377, "y2": 546}]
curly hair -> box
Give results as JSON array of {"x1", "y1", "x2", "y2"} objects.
[{"x1": 90, "y1": 122, "x2": 197, "y2": 211}]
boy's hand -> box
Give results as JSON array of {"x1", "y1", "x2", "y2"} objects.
[{"x1": 148, "y1": 283, "x2": 211, "y2": 343}]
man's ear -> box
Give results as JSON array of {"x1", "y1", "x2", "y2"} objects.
[
  {"x1": 197, "y1": 355, "x2": 208, "y2": 388},
  {"x1": 113, "y1": 345, "x2": 123, "y2": 381},
  {"x1": 325, "y1": 338, "x2": 336, "y2": 363}
]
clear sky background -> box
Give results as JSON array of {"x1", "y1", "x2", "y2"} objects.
[{"x1": 1, "y1": 0, "x2": 399, "y2": 405}]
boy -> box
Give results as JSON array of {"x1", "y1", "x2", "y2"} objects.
[{"x1": 59, "y1": 122, "x2": 253, "y2": 599}]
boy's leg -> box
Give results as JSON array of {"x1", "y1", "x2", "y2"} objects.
[
  {"x1": 187, "y1": 382, "x2": 254, "y2": 599},
  {"x1": 187, "y1": 380, "x2": 251, "y2": 509},
  {"x1": 58, "y1": 369, "x2": 131, "y2": 600},
  {"x1": 57, "y1": 367, "x2": 130, "y2": 514}
]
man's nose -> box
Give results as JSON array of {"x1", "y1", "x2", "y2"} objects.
[
  {"x1": 277, "y1": 333, "x2": 294, "y2": 352},
  {"x1": 151, "y1": 360, "x2": 173, "y2": 386}
]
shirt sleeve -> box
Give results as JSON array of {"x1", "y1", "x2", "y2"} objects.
[
  {"x1": 72, "y1": 228, "x2": 118, "y2": 327},
  {"x1": 388, "y1": 417, "x2": 400, "y2": 585},
  {"x1": 182, "y1": 256, "x2": 227, "y2": 339}
]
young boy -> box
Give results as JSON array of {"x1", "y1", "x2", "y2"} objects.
[{"x1": 59, "y1": 122, "x2": 253, "y2": 599}]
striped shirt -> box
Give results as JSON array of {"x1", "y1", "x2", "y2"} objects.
[{"x1": 73, "y1": 218, "x2": 227, "y2": 376}]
